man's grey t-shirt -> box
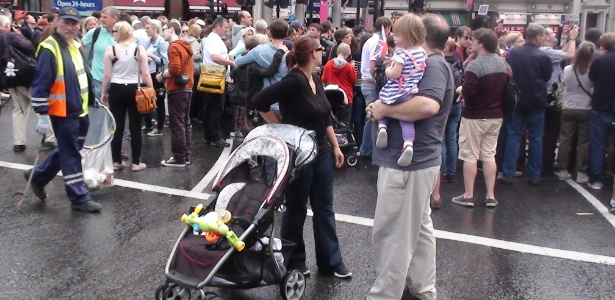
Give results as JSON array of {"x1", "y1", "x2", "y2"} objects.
[{"x1": 372, "y1": 53, "x2": 454, "y2": 171}]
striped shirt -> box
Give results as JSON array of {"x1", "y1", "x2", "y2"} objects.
[{"x1": 379, "y1": 47, "x2": 427, "y2": 104}]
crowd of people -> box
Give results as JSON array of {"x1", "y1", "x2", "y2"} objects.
[{"x1": 2, "y1": 4, "x2": 615, "y2": 299}]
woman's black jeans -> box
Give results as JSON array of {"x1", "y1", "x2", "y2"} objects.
[{"x1": 109, "y1": 83, "x2": 142, "y2": 164}]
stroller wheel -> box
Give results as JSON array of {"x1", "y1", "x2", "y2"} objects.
[
  {"x1": 156, "y1": 283, "x2": 191, "y2": 300},
  {"x1": 280, "y1": 270, "x2": 306, "y2": 300},
  {"x1": 346, "y1": 156, "x2": 358, "y2": 167}
]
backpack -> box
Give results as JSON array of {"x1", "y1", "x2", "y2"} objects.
[
  {"x1": 86, "y1": 27, "x2": 102, "y2": 67},
  {"x1": 1, "y1": 32, "x2": 36, "y2": 88},
  {"x1": 374, "y1": 56, "x2": 388, "y2": 92},
  {"x1": 450, "y1": 60, "x2": 463, "y2": 90},
  {"x1": 502, "y1": 74, "x2": 521, "y2": 121}
]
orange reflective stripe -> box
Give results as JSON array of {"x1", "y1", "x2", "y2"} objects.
[{"x1": 48, "y1": 100, "x2": 67, "y2": 117}]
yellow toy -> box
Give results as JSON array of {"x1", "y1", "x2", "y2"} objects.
[{"x1": 181, "y1": 204, "x2": 246, "y2": 251}]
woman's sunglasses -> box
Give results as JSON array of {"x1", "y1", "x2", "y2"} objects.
[{"x1": 315, "y1": 47, "x2": 324, "y2": 52}]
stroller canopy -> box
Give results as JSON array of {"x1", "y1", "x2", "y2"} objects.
[
  {"x1": 244, "y1": 124, "x2": 318, "y2": 170},
  {"x1": 213, "y1": 136, "x2": 291, "y2": 203}
]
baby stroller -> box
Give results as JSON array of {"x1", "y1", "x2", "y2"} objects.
[
  {"x1": 157, "y1": 124, "x2": 318, "y2": 300},
  {"x1": 324, "y1": 85, "x2": 359, "y2": 167}
]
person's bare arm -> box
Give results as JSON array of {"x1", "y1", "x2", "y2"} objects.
[{"x1": 368, "y1": 96, "x2": 440, "y2": 122}]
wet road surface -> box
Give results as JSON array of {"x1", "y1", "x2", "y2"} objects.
[{"x1": 1, "y1": 104, "x2": 615, "y2": 300}]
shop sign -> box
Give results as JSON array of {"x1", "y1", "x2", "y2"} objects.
[
  {"x1": 496, "y1": 21, "x2": 526, "y2": 35},
  {"x1": 544, "y1": 25, "x2": 561, "y2": 35},
  {"x1": 55, "y1": 0, "x2": 101, "y2": 11},
  {"x1": 500, "y1": 14, "x2": 528, "y2": 25},
  {"x1": 533, "y1": 14, "x2": 562, "y2": 25}
]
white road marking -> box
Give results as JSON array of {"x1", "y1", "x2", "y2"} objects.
[
  {"x1": 3, "y1": 160, "x2": 615, "y2": 266},
  {"x1": 564, "y1": 178, "x2": 615, "y2": 229},
  {"x1": 307, "y1": 210, "x2": 615, "y2": 266},
  {"x1": 0, "y1": 160, "x2": 212, "y2": 200},
  {"x1": 190, "y1": 138, "x2": 233, "y2": 193}
]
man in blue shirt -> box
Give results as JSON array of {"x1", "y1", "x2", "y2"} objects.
[
  {"x1": 235, "y1": 19, "x2": 289, "y2": 123},
  {"x1": 500, "y1": 23, "x2": 552, "y2": 185},
  {"x1": 81, "y1": 6, "x2": 119, "y2": 100}
]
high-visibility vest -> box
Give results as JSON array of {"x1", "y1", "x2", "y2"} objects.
[{"x1": 37, "y1": 36, "x2": 89, "y2": 117}]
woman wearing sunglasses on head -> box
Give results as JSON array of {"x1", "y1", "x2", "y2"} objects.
[{"x1": 252, "y1": 35, "x2": 352, "y2": 279}]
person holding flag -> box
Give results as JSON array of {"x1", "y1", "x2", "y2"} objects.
[{"x1": 359, "y1": 17, "x2": 392, "y2": 158}]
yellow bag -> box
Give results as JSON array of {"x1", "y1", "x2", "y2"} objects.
[{"x1": 197, "y1": 64, "x2": 226, "y2": 94}]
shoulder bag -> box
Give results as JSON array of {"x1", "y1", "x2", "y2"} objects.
[
  {"x1": 574, "y1": 68, "x2": 592, "y2": 98},
  {"x1": 174, "y1": 47, "x2": 190, "y2": 86},
  {"x1": 2, "y1": 32, "x2": 36, "y2": 88},
  {"x1": 197, "y1": 63, "x2": 226, "y2": 94},
  {"x1": 134, "y1": 46, "x2": 157, "y2": 114}
]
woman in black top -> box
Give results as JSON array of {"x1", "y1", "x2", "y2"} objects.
[{"x1": 253, "y1": 36, "x2": 351, "y2": 278}]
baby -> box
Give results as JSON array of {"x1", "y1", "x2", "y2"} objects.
[{"x1": 375, "y1": 14, "x2": 427, "y2": 167}]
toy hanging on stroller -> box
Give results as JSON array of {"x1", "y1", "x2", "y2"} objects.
[
  {"x1": 157, "y1": 124, "x2": 318, "y2": 300},
  {"x1": 324, "y1": 85, "x2": 359, "y2": 167}
]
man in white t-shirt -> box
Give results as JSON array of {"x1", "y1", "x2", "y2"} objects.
[
  {"x1": 359, "y1": 16, "x2": 391, "y2": 157},
  {"x1": 201, "y1": 17, "x2": 235, "y2": 147}
]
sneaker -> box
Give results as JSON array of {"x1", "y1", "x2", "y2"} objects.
[
  {"x1": 330, "y1": 263, "x2": 352, "y2": 278},
  {"x1": 397, "y1": 144, "x2": 414, "y2": 167},
  {"x1": 576, "y1": 172, "x2": 588, "y2": 184},
  {"x1": 13, "y1": 145, "x2": 25, "y2": 152},
  {"x1": 210, "y1": 138, "x2": 230, "y2": 148},
  {"x1": 452, "y1": 194, "x2": 475, "y2": 207},
  {"x1": 41, "y1": 142, "x2": 57, "y2": 150},
  {"x1": 555, "y1": 170, "x2": 572, "y2": 181},
  {"x1": 528, "y1": 178, "x2": 541, "y2": 186},
  {"x1": 447, "y1": 174, "x2": 456, "y2": 183},
  {"x1": 113, "y1": 161, "x2": 126, "y2": 170},
  {"x1": 185, "y1": 157, "x2": 191, "y2": 165},
  {"x1": 375, "y1": 127, "x2": 388, "y2": 149},
  {"x1": 485, "y1": 198, "x2": 499, "y2": 207},
  {"x1": 514, "y1": 170, "x2": 523, "y2": 178},
  {"x1": 588, "y1": 181, "x2": 603, "y2": 190},
  {"x1": 498, "y1": 174, "x2": 513, "y2": 185},
  {"x1": 147, "y1": 128, "x2": 163, "y2": 136},
  {"x1": 141, "y1": 126, "x2": 153, "y2": 132},
  {"x1": 292, "y1": 265, "x2": 311, "y2": 277},
  {"x1": 23, "y1": 169, "x2": 47, "y2": 201},
  {"x1": 71, "y1": 200, "x2": 102, "y2": 213},
  {"x1": 131, "y1": 162, "x2": 147, "y2": 172},
  {"x1": 161, "y1": 157, "x2": 186, "y2": 167}
]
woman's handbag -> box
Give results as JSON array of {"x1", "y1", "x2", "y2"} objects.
[
  {"x1": 134, "y1": 47, "x2": 157, "y2": 114},
  {"x1": 197, "y1": 64, "x2": 226, "y2": 94}
]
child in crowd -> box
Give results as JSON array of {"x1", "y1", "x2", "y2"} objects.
[{"x1": 374, "y1": 14, "x2": 427, "y2": 166}]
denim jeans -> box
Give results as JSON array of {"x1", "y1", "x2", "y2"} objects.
[
  {"x1": 360, "y1": 83, "x2": 378, "y2": 156},
  {"x1": 92, "y1": 79, "x2": 102, "y2": 101},
  {"x1": 441, "y1": 103, "x2": 461, "y2": 175},
  {"x1": 352, "y1": 86, "x2": 366, "y2": 146},
  {"x1": 502, "y1": 108, "x2": 545, "y2": 180},
  {"x1": 281, "y1": 154, "x2": 343, "y2": 271},
  {"x1": 588, "y1": 110, "x2": 614, "y2": 184}
]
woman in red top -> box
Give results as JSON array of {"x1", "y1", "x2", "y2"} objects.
[{"x1": 321, "y1": 42, "x2": 357, "y2": 125}]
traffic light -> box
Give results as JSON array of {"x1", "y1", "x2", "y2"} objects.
[{"x1": 367, "y1": 0, "x2": 377, "y2": 15}]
